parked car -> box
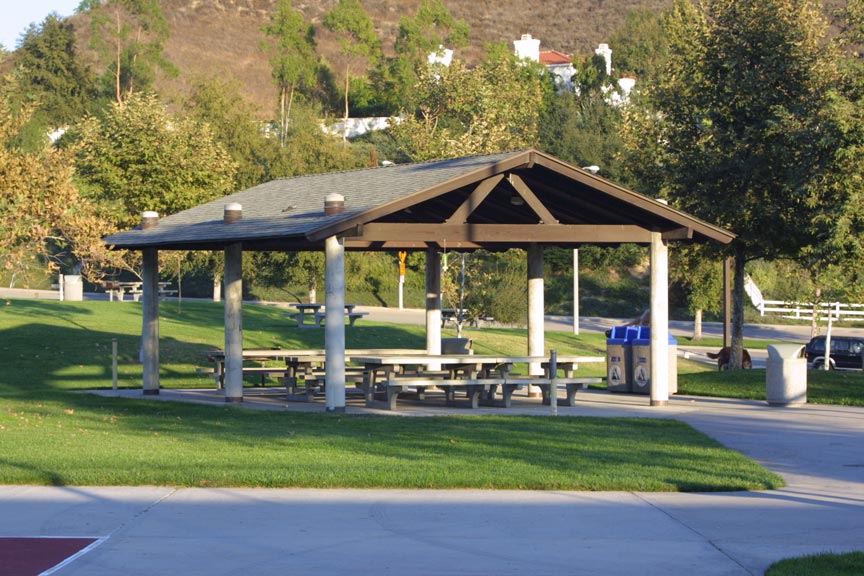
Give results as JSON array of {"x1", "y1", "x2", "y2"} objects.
[{"x1": 805, "y1": 335, "x2": 864, "y2": 370}]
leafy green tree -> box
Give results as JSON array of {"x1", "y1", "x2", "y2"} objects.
[
  {"x1": 323, "y1": 0, "x2": 382, "y2": 139},
  {"x1": 76, "y1": 0, "x2": 175, "y2": 106},
  {"x1": 622, "y1": 0, "x2": 846, "y2": 368},
  {"x1": 0, "y1": 94, "x2": 116, "y2": 284},
  {"x1": 183, "y1": 76, "x2": 282, "y2": 189},
  {"x1": 540, "y1": 53, "x2": 626, "y2": 183},
  {"x1": 13, "y1": 14, "x2": 98, "y2": 129},
  {"x1": 608, "y1": 8, "x2": 670, "y2": 84},
  {"x1": 262, "y1": 0, "x2": 318, "y2": 148},
  {"x1": 74, "y1": 92, "x2": 236, "y2": 230},
  {"x1": 391, "y1": 48, "x2": 545, "y2": 161},
  {"x1": 373, "y1": 0, "x2": 470, "y2": 113}
]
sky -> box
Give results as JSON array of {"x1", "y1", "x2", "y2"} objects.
[{"x1": 0, "y1": 0, "x2": 81, "y2": 51}]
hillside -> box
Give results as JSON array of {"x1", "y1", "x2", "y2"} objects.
[
  {"x1": 62, "y1": 0, "x2": 846, "y2": 119},
  {"x1": 121, "y1": 0, "x2": 673, "y2": 117}
]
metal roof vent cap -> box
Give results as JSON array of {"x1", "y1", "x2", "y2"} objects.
[
  {"x1": 224, "y1": 203, "x2": 242, "y2": 223},
  {"x1": 141, "y1": 211, "x2": 159, "y2": 229},
  {"x1": 325, "y1": 193, "x2": 345, "y2": 216}
]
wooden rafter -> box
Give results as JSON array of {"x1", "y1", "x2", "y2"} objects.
[
  {"x1": 507, "y1": 174, "x2": 559, "y2": 225},
  {"x1": 446, "y1": 174, "x2": 504, "y2": 224}
]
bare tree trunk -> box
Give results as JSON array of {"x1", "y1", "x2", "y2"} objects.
[
  {"x1": 343, "y1": 63, "x2": 350, "y2": 143},
  {"x1": 692, "y1": 309, "x2": 703, "y2": 341},
  {"x1": 284, "y1": 83, "x2": 295, "y2": 149},
  {"x1": 212, "y1": 276, "x2": 221, "y2": 302},
  {"x1": 730, "y1": 246, "x2": 746, "y2": 370},
  {"x1": 810, "y1": 286, "x2": 822, "y2": 338},
  {"x1": 279, "y1": 85, "x2": 286, "y2": 149},
  {"x1": 309, "y1": 276, "x2": 317, "y2": 304},
  {"x1": 115, "y1": 9, "x2": 123, "y2": 106}
]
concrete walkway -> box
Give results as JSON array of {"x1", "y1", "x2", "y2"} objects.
[{"x1": 2, "y1": 390, "x2": 862, "y2": 576}]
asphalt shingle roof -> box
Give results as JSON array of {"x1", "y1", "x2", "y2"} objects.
[{"x1": 103, "y1": 149, "x2": 734, "y2": 251}]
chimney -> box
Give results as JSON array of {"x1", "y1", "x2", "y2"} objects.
[
  {"x1": 224, "y1": 203, "x2": 242, "y2": 223},
  {"x1": 595, "y1": 43, "x2": 613, "y2": 76},
  {"x1": 324, "y1": 194, "x2": 345, "y2": 216},
  {"x1": 141, "y1": 211, "x2": 159, "y2": 229}
]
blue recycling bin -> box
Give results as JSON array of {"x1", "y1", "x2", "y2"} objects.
[
  {"x1": 606, "y1": 326, "x2": 638, "y2": 393},
  {"x1": 631, "y1": 327, "x2": 678, "y2": 395}
]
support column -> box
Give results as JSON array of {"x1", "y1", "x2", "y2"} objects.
[
  {"x1": 572, "y1": 248, "x2": 579, "y2": 335},
  {"x1": 723, "y1": 257, "x2": 732, "y2": 349},
  {"x1": 141, "y1": 248, "x2": 160, "y2": 395},
  {"x1": 325, "y1": 235, "x2": 346, "y2": 412},
  {"x1": 425, "y1": 248, "x2": 442, "y2": 357},
  {"x1": 224, "y1": 242, "x2": 243, "y2": 403},
  {"x1": 650, "y1": 231, "x2": 670, "y2": 406},
  {"x1": 527, "y1": 244, "x2": 544, "y2": 380}
]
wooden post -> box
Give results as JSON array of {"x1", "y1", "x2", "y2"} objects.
[
  {"x1": 650, "y1": 231, "x2": 669, "y2": 406},
  {"x1": 528, "y1": 244, "x2": 544, "y2": 380},
  {"x1": 223, "y1": 242, "x2": 243, "y2": 403},
  {"x1": 141, "y1": 248, "x2": 160, "y2": 395},
  {"x1": 325, "y1": 234, "x2": 346, "y2": 412},
  {"x1": 112, "y1": 338, "x2": 118, "y2": 392}
]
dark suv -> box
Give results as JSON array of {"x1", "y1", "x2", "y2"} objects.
[{"x1": 805, "y1": 335, "x2": 864, "y2": 370}]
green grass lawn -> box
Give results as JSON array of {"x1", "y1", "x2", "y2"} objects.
[
  {"x1": 765, "y1": 552, "x2": 864, "y2": 576},
  {"x1": 0, "y1": 298, "x2": 794, "y2": 490}
]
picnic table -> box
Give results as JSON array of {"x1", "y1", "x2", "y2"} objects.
[
  {"x1": 284, "y1": 303, "x2": 368, "y2": 328},
  {"x1": 350, "y1": 354, "x2": 606, "y2": 410},
  {"x1": 200, "y1": 348, "x2": 424, "y2": 394},
  {"x1": 102, "y1": 281, "x2": 175, "y2": 302}
]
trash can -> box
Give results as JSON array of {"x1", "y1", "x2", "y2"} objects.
[
  {"x1": 766, "y1": 344, "x2": 807, "y2": 406},
  {"x1": 630, "y1": 327, "x2": 678, "y2": 396},
  {"x1": 606, "y1": 326, "x2": 637, "y2": 393},
  {"x1": 63, "y1": 274, "x2": 83, "y2": 302}
]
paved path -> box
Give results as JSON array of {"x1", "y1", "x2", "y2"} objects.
[{"x1": 2, "y1": 391, "x2": 862, "y2": 576}]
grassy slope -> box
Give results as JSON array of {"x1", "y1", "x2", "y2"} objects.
[{"x1": 0, "y1": 298, "x2": 789, "y2": 490}]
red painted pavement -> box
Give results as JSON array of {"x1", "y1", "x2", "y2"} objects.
[{"x1": 0, "y1": 537, "x2": 98, "y2": 576}]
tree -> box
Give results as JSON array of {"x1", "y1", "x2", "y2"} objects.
[
  {"x1": 390, "y1": 48, "x2": 546, "y2": 161},
  {"x1": 77, "y1": 0, "x2": 175, "y2": 106},
  {"x1": 608, "y1": 8, "x2": 670, "y2": 84},
  {"x1": 262, "y1": 0, "x2": 318, "y2": 148},
  {"x1": 622, "y1": 0, "x2": 845, "y2": 368},
  {"x1": 540, "y1": 53, "x2": 626, "y2": 183},
  {"x1": 373, "y1": 0, "x2": 470, "y2": 113},
  {"x1": 74, "y1": 92, "x2": 236, "y2": 230},
  {"x1": 184, "y1": 76, "x2": 281, "y2": 190},
  {"x1": 0, "y1": 94, "x2": 115, "y2": 285},
  {"x1": 323, "y1": 0, "x2": 382, "y2": 140},
  {"x1": 13, "y1": 14, "x2": 98, "y2": 129}
]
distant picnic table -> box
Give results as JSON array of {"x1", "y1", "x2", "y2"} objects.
[
  {"x1": 102, "y1": 281, "x2": 176, "y2": 302},
  {"x1": 284, "y1": 302, "x2": 368, "y2": 328}
]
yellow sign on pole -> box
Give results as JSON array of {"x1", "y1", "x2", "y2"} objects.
[{"x1": 398, "y1": 251, "x2": 407, "y2": 276}]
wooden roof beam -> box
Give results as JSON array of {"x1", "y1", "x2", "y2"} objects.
[
  {"x1": 355, "y1": 223, "x2": 654, "y2": 243},
  {"x1": 507, "y1": 174, "x2": 559, "y2": 225},
  {"x1": 446, "y1": 174, "x2": 504, "y2": 224}
]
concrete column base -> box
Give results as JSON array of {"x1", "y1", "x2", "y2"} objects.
[
  {"x1": 142, "y1": 390, "x2": 159, "y2": 396},
  {"x1": 326, "y1": 406, "x2": 346, "y2": 413},
  {"x1": 650, "y1": 400, "x2": 668, "y2": 407},
  {"x1": 225, "y1": 397, "x2": 243, "y2": 404}
]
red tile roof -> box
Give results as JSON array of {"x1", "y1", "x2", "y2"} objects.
[{"x1": 540, "y1": 50, "x2": 572, "y2": 65}]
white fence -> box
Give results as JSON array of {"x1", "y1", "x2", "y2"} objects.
[{"x1": 759, "y1": 300, "x2": 864, "y2": 322}]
